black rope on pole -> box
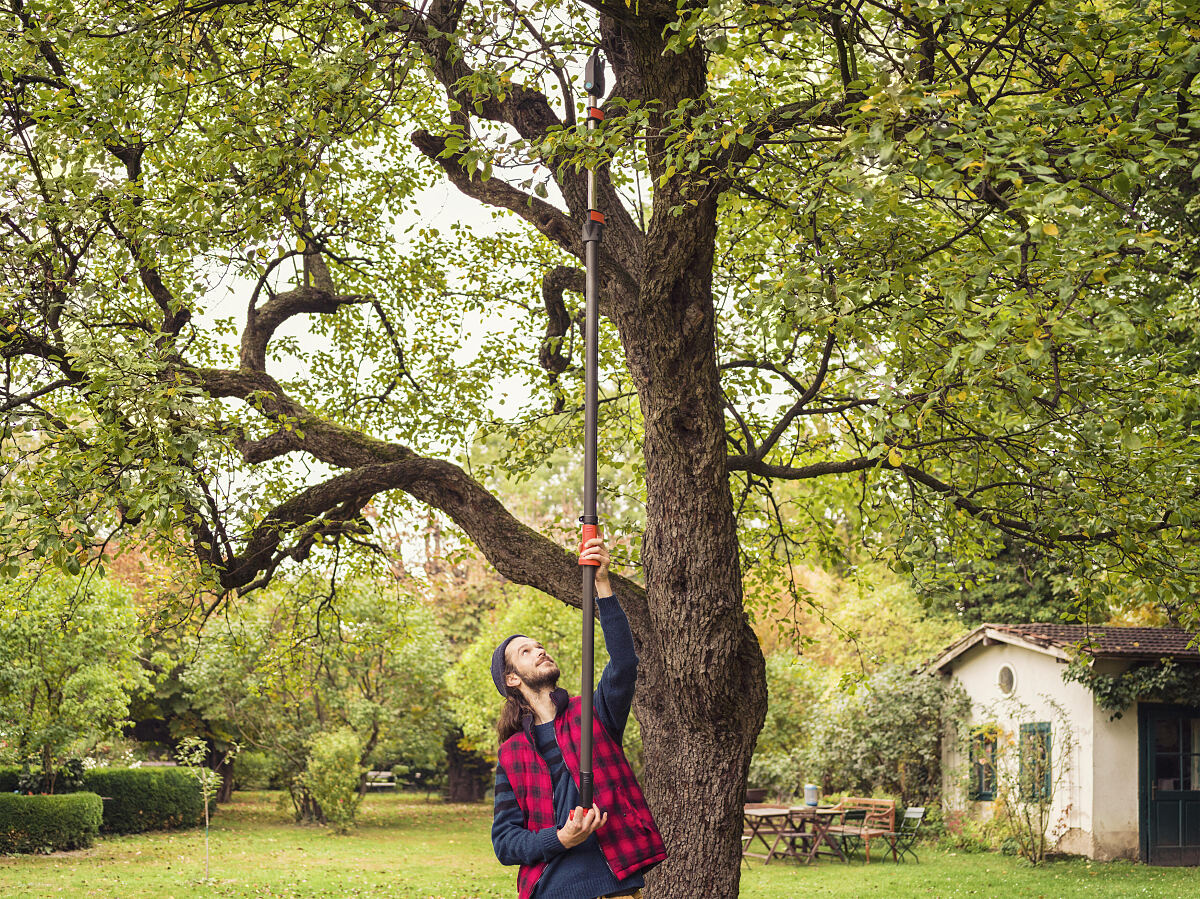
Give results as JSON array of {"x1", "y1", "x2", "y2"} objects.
[{"x1": 578, "y1": 48, "x2": 606, "y2": 810}]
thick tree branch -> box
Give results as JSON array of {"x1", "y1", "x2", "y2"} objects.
[
  {"x1": 234, "y1": 429, "x2": 302, "y2": 465},
  {"x1": 412, "y1": 129, "x2": 576, "y2": 245},
  {"x1": 241, "y1": 285, "x2": 369, "y2": 372},
  {"x1": 220, "y1": 455, "x2": 650, "y2": 627},
  {"x1": 193, "y1": 367, "x2": 407, "y2": 468}
]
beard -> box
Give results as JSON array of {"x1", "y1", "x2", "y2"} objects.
[{"x1": 523, "y1": 661, "x2": 560, "y2": 692}]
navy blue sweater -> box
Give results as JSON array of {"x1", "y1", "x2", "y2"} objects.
[{"x1": 491, "y1": 593, "x2": 645, "y2": 899}]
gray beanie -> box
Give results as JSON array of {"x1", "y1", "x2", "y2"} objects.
[{"x1": 491, "y1": 634, "x2": 526, "y2": 697}]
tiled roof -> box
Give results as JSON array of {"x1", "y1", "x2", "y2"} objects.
[{"x1": 984, "y1": 623, "x2": 1200, "y2": 659}]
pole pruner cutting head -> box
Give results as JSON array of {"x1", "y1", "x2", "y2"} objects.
[{"x1": 584, "y1": 50, "x2": 606, "y2": 98}]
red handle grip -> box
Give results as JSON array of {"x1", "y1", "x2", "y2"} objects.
[{"x1": 578, "y1": 523, "x2": 600, "y2": 566}]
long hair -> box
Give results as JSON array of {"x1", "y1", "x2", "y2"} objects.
[{"x1": 496, "y1": 659, "x2": 533, "y2": 743}]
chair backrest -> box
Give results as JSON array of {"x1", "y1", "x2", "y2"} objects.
[
  {"x1": 842, "y1": 808, "x2": 867, "y2": 824},
  {"x1": 901, "y1": 806, "x2": 925, "y2": 832},
  {"x1": 840, "y1": 797, "x2": 896, "y2": 829}
]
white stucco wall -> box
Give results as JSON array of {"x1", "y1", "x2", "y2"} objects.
[
  {"x1": 940, "y1": 639, "x2": 1138, "y2": 859},
  {"x1": 1088, "y1": 660, "x2": 1139, "y2": 860}
]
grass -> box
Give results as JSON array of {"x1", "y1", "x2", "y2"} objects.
[{"x1": 0, "y1": 792, "x2": 1197, "y2": 897}]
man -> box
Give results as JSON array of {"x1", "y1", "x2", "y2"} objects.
[{"x1": 490, "y1": 536, "x2": 666, "y2": 899}]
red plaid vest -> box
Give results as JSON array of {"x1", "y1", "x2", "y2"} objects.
[{"x1": 498, "y1": 696, "x2": 666, "y2": 899}]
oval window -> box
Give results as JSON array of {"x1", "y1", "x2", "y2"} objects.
[{"x1": 998, "y1": 665, "x2": 1016, "y2": 695}]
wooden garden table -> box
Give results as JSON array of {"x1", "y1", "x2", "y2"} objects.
[
  {"x1": 742, "y1": 807, "x2": 792, "y2": 862},
  {"x1": 764, "y1": 806, "x2": 849, "y2": 864}
]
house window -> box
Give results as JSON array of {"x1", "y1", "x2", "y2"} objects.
[
  {"x1": 1019, "y1": 722, "x2": 1053, "y2": 801},
  {"x1": 998, "y1": 664, "x2": 1015, "y2": 695},
  {"x1": 969, "y1": 729, "x2": 997, "y2": 801}
]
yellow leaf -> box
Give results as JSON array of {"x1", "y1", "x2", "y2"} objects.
[
  {"x1": 1043, "y1": 222, "x2": 1059, "y2": 236},
  {"x1": 888, "y1": 447, "x2": 902, "y2": 467}
]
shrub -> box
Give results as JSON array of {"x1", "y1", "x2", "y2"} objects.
[
  {"x1": 0, "y1": 766, "x2": 20, "y2": 793},
  {"x1": 302, "y1": 729, "x2": 365, "y2": 833},
  {"x1": 0, "y1": 792, "x2": 103, "y2": 853},
  {"x1": 233, "y1": 751, "x2": 277, "y2": 791},
  {"x1": 804, "y1": 667, "x2": 970, "y2": 807},
  {"x1": 935, "y1": 807, "x2": 1001, "y2": 853},
  {"x1": 17, "y1": 758, "x2": 86, "y2": 795},
  {"x1": 81, "y1": 767, "x2": 204, "y2": 834}
]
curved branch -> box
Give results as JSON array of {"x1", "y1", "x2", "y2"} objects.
[
  {"x1": 193, "y1": 367, "x2": 407, "y2": 468},
  {"x1": 539, "y1": 265, "x2": 584, "y2": 376},
  {"x1": 732, "y1": 453, "x2": 1047, "y2": 541},
  {"x1": 413, "y1": 130, "x2": 577, "y2": 246},
  {"x1": 240, "y1": 286, "x2": 369, "y2": 371},
  {"x1": 750, "y1": 331, "x2": 837, "y2": 461},
  {"x1": 729, "y1": 450, "x2": 1176, "y2": 548},
  {"x1": 219, "y1": 454, "x2": 650, "y2": 627}
]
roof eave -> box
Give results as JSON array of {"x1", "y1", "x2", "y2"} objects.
[{"x1": 926, "y1": 625, "x2": 1071, "y2": 674}]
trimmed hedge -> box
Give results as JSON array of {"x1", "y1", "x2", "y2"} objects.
[
  {"x1": 0, "y1": 792, "x2": 103, "y2": 853},
  {"x1": 81, "y1": 768, "x2": 204, "y2": 834}
]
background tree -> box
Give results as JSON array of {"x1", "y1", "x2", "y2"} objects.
[
  {"x1": 0, "y1": 577, "x2": 147, "y2": 791},
  {"x1": 181, "y1": 576, "x2": 451, "y2": 822},
  {"x1": 917, "y1": 540, "x2": 1088, "y2": 627},
  {"x1": 3, "y1": 2, "x2": 1200, "y2": 895}
]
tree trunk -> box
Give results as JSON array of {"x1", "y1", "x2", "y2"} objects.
[
  {"x1": 215, "y1": 757, "x2": 235, "y2": 803},
  {"x1": 444, "y1": 728, "x2": 492, "y2": 803},
  {"x1": 630, "y1": 272, "x2": 768, "y2": 899},
  {"x1": 603, "y1": 83, "x2": 768, "y2": 890}
]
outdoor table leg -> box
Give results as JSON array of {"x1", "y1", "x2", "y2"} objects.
[
  {"x1": 742, "y1": 810, "x2": 790, "y2": 863},
  {"x1": 808, "y1": 821, "x2": 847, "y2": 863}
]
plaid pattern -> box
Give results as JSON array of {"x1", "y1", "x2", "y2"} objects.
[{"x1": 499, "y1": 696, "x2": 667, "y2": 899}]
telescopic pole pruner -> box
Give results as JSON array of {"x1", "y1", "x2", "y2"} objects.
[{"x1": 577, "y1": 48, "x2": 606, "y2": 810}]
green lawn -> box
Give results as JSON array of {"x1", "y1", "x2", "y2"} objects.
[{"x1": 0, "y1": 792, "x2": 1197, "y2": 898}]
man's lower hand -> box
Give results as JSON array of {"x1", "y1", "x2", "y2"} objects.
[{"x1": 557, "y1": 804, "x2": 608, "y2": 848}]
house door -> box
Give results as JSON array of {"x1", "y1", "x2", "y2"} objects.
[{"x1": 1140, "y1": 705, "x2": 1200, "y2": 865}]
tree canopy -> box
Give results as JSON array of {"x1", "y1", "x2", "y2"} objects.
[{"x1": 3, "y1": 1, "x2": 1200, "y2": 895}]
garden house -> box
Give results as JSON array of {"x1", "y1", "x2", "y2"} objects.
[{"x1": 928, "y1": 624, "x2": 1200, "y2": 865}]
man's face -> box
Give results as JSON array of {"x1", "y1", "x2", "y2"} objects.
[{"x1": 504, "y1": 637, "x2": 561, "y2": 693}]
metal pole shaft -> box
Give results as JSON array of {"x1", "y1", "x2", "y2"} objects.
[
  {"x1": 578, "y1": 51, "x2": 605, "y2": 810},
  {"x1": 579, "y1": 227, "x2": 597, "y2": 808}
]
